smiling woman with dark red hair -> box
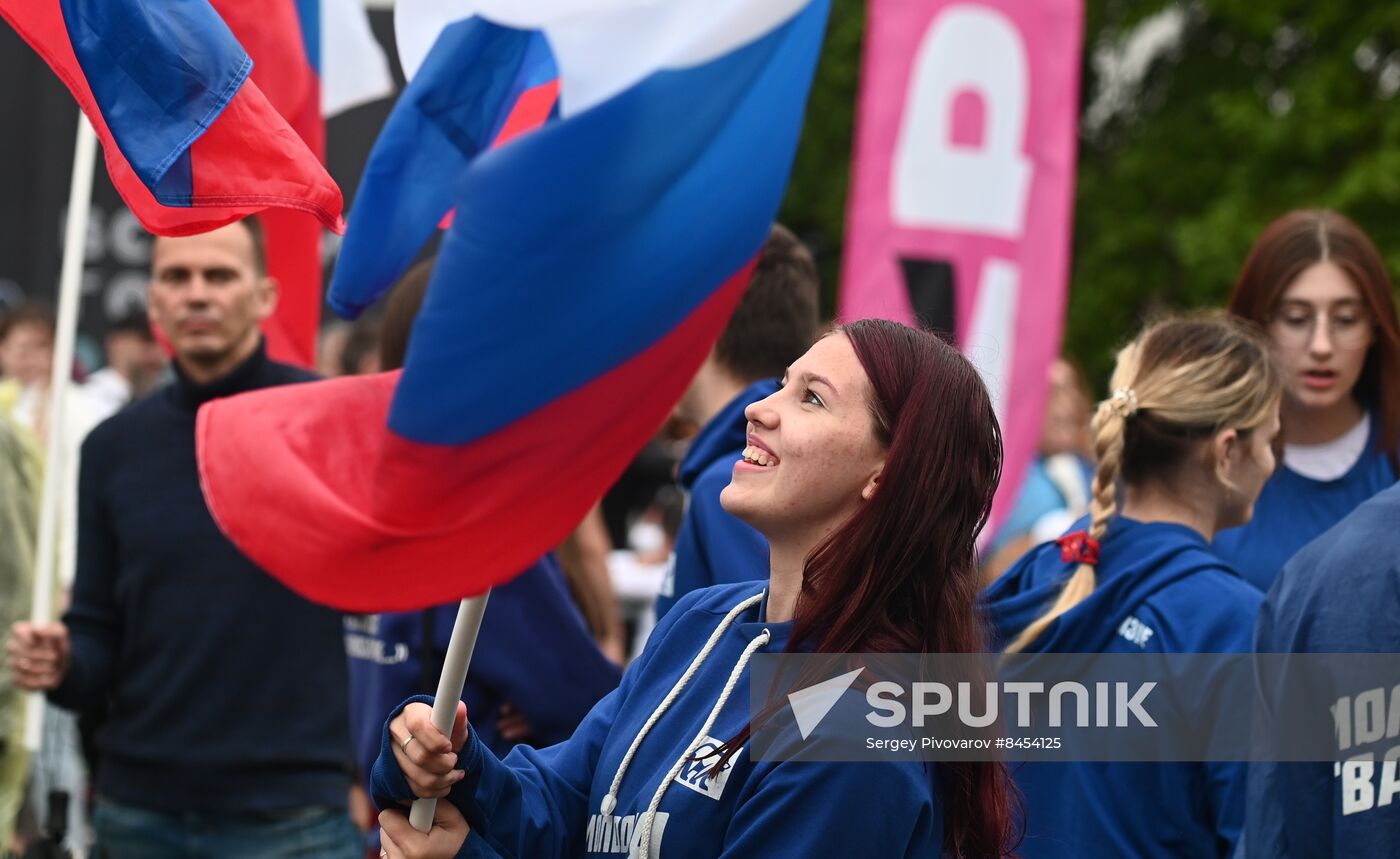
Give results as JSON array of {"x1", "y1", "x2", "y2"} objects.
[
  {"x1": 370, "y1": 319, "x2": 1018, "y2": 859},
  {"x1": 1216, "y1": 209, "x2": 1400, "y2": 592}
]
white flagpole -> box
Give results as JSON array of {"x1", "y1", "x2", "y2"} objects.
[
  {"x1": 24, "y1": 113, "x2": 98, "y2": 752},
  {"x1": 410, "y1": 591, "x2": 491, "y2": 832}
]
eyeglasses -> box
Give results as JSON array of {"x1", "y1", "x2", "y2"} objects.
[{"x1": 1268, "y1": 304, "x2": 1374, "y2": 351}]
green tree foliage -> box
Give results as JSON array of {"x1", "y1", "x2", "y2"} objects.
[
  {"x1": 779, "y1": 0, "x2": 866, "y2": 307},
  {"x1": 1073, "y1": 0, "x2": 1400, "y2": 383},
  {"x1": 783, "y1": 0, "x2": 1400, "y2": 386}
]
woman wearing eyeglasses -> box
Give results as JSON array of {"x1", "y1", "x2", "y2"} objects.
[{"x1": 1215, "y1": 209, "x2": 1400, "y2": 592}]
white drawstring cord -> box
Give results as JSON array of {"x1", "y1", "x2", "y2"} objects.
[
  {"x1": 636, "y1": 627, "x2": 772, "y2": 859},
  {"x1": 600, "y1": 592, "x2": 765, "y2": 817}
]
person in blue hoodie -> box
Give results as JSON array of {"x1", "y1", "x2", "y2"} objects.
[
  {"x1": 1245, "y1": 481, "x2": 1400, "y2": 857},
  {"x1": 653, "y1": 223, "x2": 820, "y2": 620},
  {"x1": 369, "y1": 319, "x2": 1021, "y2": 859},
  {"x1": 985, "y1": 314, "x2": 1283, "y2": 859},
  {"x1": 1215, "y1": 210, "x2": 1400, "y2": 591},
  {"x1": 342, "y1": 259, "x2": 622, "y2": 855},
  {"x1": 346, "y1": 554, "x2": 620, "y2": 769}
]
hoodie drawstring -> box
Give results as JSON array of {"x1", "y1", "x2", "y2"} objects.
[
  {"x1": 598, "y1": 593, "x2": 765, "y2": 849},
  {"x1": 601, "y1": 592, "x2": 763, "y2": 816},
  {"x1": 637, "y1": 626, "x2": 771, "y2": 859}
]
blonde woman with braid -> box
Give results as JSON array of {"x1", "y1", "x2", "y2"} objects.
[{"x1": 984, "y1": 314, "x2": 1282, "y2": 859}]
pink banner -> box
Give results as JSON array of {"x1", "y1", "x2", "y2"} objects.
[{"x1": 838, "y1": 0, "x2": 1082, "y2": 540}]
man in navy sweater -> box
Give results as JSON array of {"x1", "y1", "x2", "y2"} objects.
[
  {"x1": 7, "y1": 218, "x2": 359, "y2": 858},
  {"x1": 653, "y1": 224, "x2": 820, "y2": 619}
]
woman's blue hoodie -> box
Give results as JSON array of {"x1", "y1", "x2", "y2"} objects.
[
  {"x1": 374, "y1": 581, "x2": 943, "y2": 858},
  {"x1": 983, "y1": 517, "x2": 1263, "y2": 858}
]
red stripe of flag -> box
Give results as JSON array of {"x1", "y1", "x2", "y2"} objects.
[
  {"x1": 211, "y1": 0, "x2": 327, "y2": 368},
  {"x1": 198, "y1": 258, "x2": 754, "y2": 611}
]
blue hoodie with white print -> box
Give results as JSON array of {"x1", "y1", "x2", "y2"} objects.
[
  {"x1": 1245, "y1": 482, "x2": 1400, "y2": 858},
  {"x1": 373, "y1": 581, "x2": 943, "y2": 858},
  {"x1": 982, "y1": 516, "x2": 1263, "y2": 859}
]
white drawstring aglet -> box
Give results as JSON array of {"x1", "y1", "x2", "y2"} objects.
[{"x1": 600, "y1": 794, "x2": 616, "y2": 816}]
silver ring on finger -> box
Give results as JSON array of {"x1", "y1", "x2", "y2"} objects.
[{"x1": 401, "y1": 733, "x2": 416, "y2": 752}]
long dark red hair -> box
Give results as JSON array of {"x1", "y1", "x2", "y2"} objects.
[{"x1": 719, "y1": 319, "x2": 1019, "y2": 857}]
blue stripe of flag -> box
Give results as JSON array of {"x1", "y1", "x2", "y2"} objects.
[
  {"x1": 293, "y1": 0, "x2": 319, "y2": 73},
  {"x1": 60, "y1": 0, "x2": 250, "y2": 193},
  {"x1": 329, "y1": 18, "x2": 557, "y2": 319},
  {"x1": 390, "y1": 0, "x2": 830, "y2": 444}
]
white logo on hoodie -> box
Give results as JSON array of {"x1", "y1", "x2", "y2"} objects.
[
  {"x1": 676, "y1": 737, "x2": 738, "y2": 800},
  {"x1": 585, "y1": 811, "x2": 669, "y2": 855},
  {"x1": 1117, "y1": 615, "x2": 1155, "y2": 648}
]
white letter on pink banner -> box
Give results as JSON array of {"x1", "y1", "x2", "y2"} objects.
[{"x1": 838, "y1": 0, "x2": 1082, "y2": 537}]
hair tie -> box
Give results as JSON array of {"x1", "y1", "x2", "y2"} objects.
[
  {"x1": 1107, "y1": 387, "x2": 1138, "y2": 419},
  {"x1": 1056, "y1": 530, "x2": 1101, "y2": 566}
]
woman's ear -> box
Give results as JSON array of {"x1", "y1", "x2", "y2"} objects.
[
  {"x1": 861, "y1": 464, "x2": 883, "y2": 501},
  {"x1": 1212, "y1": 428, "x2": 1241, "y2": 475}
]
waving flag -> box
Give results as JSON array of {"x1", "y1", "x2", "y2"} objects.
[
  {"x1": 0, "y1": 0, "x2": 344, "y2": 237},
  {"x1": 210, "y1": 0, "x2": 324, "y2": 369},
  {"x1": 211, "y1": 0, "x2": 394, "y2": 367},
  {"x1": 197, "y1": 0, "x2": 830, "y2": 612},
  {"x1": 327, "y1": 15, "x2": 560, "y2": 319}
]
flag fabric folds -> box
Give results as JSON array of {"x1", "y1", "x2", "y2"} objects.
[
  {"x1": 210, "y1": 0, "x2": 328, "y2": 368},
  {"x1": 326, "y1": 18, "x2": 559, "y2": 319},
  {"x1": 0, "y1": 0, "x2": 344, "y2": 237},
  {"x1": 211, "y1": 0, "x2": 393, "y2": 367},
  {"x1": 196, "y1": 0, "x2": 830, "y2": 612}
]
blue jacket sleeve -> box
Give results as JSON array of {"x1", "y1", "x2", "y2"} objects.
[
  {"x1": 658, "y1": 464, "x2": 767, "y2": 619},
  {"x1": 1241, "y1": 584, "x2": 1330, "y2": 858},
  {"x1": 50, "y1": 429, "x2": 119, "y2": 712},
  {"x1": 1137, "y1": 577, "x2": 1264, "y2": 856},
  {"x1": 370, "y1": 687, "x2": 626, "y2": 859},
  {"x1": 373, "y1": 588, "x2": 710, "y2": 858},
  {"x1": 1243, "y1": 594, "x2": 1290, "y2": 858}
]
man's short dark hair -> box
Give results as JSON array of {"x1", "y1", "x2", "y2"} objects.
[
  {"x1": 713, "y1": 223, "x2": 821, "y2": 383},
  {"x1": 238, "y1": 216, "x2": 268, "y2": 277},
  {"x1": 154, "y1": 218, "x2": 267, "y2": 276}
]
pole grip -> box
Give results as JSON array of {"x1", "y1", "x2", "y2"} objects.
[{"x1": 409, "y1": 592, "x2": 491, "y2": 832}]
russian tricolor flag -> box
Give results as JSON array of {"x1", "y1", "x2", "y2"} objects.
[
  {"x1": 0, "y1": 0, "x2": 344, "y2": 236},
  {"x1": 208, "y1": 0, "x2": 393, "y2": 367},
  {"x1": 197, "y1": 0, "x2": 830, "y2": 612},
  {"x1": 325, "y1": 17, "x2": 561, "y2": 319}
]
